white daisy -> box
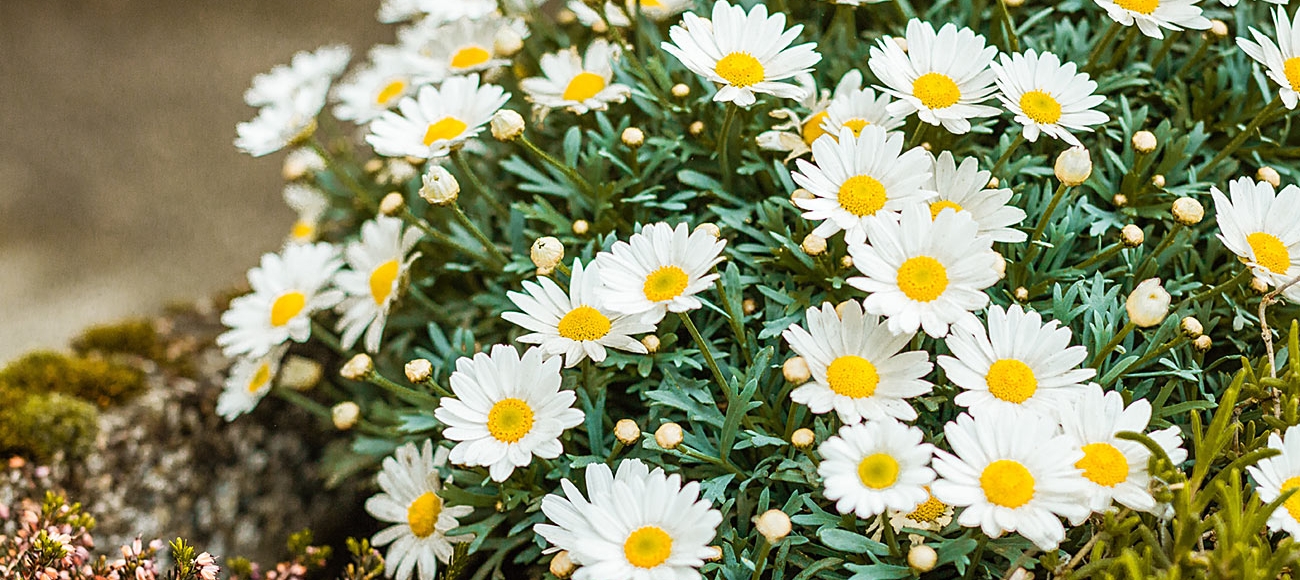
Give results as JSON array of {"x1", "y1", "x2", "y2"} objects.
[
  {"x1": 365, "y1": 441, "x2": 474, "y2": 580},
  {"x1": 366, "y1": 74, "x2": 511, "y2": 160},
  {"x1": 244, "y1": 45, "x2": 352, "y2": 108},
  {"x1": 502, "y1": 259, "x2": 653, "y2": 368},
  {"x1": 1239, "y1": 7, "x2": 1300, "y2": 110},
  {"x1": 937, "y1": 304, "x2": 1095, "y2": 416},
  {"x1": 520, "y1": 39, "x2": 631, "y2": 115},
  {"x1": 399, "y1": 16, "x2": 525, "y2": 77},
  {"x1": 334, "y1": 216, "x2": 423, "y2": 353},
  {"x1": 661, "y1": 0, "x2": 822, "y2": 107},
  {"x1": 378, "y1": 0, "x2": 497, "y2": 25},
  {"x1": 535, "y1": 459, "x2": 722, "y2": 580},
  {"x1": 868, "y1": 19, "x2": 1000, "y2": 134},
  {"x1": 1210, "y1": 176, "x2": 1300, "y2": 296},
  {"x1": 931, "y1": 409, "x2": 1090, "y2": 551},
  {"x1": 847, "y1": 206, "x2": 1001, "y2": 338},
  {"x1": 782, "y1": 300, "x2": 933, "y2": 423},
  {"x1": 991, "y1": 49, "x2": 1108, "y2": 146},
  {"x1": 216, "y1": 345, "x2": 287, "y2": 421},
  {"x1": 926, "y1": 151, "x2": 1027, "y2": 243},
  {"x1": 217, "y1": 242, "x2": 345, "y2": 358},
  {"x1": 818, "y1": 421, "x2": 936, "y2": 518},
  {"x1": 1247, "y1": 425, "x2": 1300, "y2": 536},
  {"x1": 821, "y1": 82, "x2": 905, "y2": 138},
  {"x1": 283, "y1": 183, "x2": 330, "y2": 245},
  {"x1": 568, "y1": 0, "x2": 693, "y2": 28},
  {"x1": 234, "y1": 90, "x2": 327, "y2": 157},
  {"x1": 791, "y1": 125, "x2": 934, "y2": 245},
  {"x1": 594, "y1": 222, "x2": 727, "y2": 325},
  {"x1": 756, "y1": 70, "x2": 860, "y2": 161},
  {"x1": 333, "y1": 46, "x2": 439, "y2": 124},
  {"x1": 434, "y1": 345, "x2": 585, "y2": 482},
  {"x1": 1094, "y1": 0, "x2": 1211, "y2": 39}
]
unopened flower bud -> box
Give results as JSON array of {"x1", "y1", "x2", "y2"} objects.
[
  {"x1": 920, "y1": 141, "x2": 932, "y2": 151},
  {"x1": 1121, "y1": 224, "x2": 1144, "y2": 247},
  {"x1": 840, "y1": 255, "x2": 854, "y2": 269},
  {"x1": 549, "y1": 551, "x2": 575, "y2": 579},
  {"x1": 364, "y1": 158, "x2": 385, "y2": 174},
  {"x1": 1132, "y1": 130, "x2": 1157, "y2": 153},
  {"x1": 493, "y1": 27, "x2": 524, "y2": 57},
  {"x1": 590, "y1": 18, "x2": 608, "y2": 33},
  {"x1": 1127, "y1": 278, "x2": 1171, "y2": 328},
  {"x1": 380, "y1": 192, "x2": 405, "y2": 216},
  {"x1": 655, "y1": 422, "x2": 684, "y2": 449},
  {"x1": 1210, "y1": 19, "x2": 1229, "y2": 38},
  {"x1": 992, "y1": 252, "x2": 1006, "y2": 279},
  {"x1": 1004, "y1": 0, "x2": 1024, "y2": 6},
  {"x1": 1015, "y1": 286, "x2": 1029, "y2": 301},
  {"x1": 907, "y1": 544, "x2": 938, "y2": 573},
  {"x1": 641, "y1": 335, "x2": 661, "y2": 353},
  {"x1": 332, "y1": 402, "x2": 360, "y2": 430},
  {"x1": 615, "y1": 419, "x2": 640, "y2": 445},
  {"x1": 689, "y1": 121, "x2": 705, "y2": 136},
  {"x1": 572, "y1": 219, "x2": 590, "y2": 235},
  {"x1": 672, "y1": 83, "x2": 691, "y2": 98},
  {"x1": 1180, "y1": 316, "x2": 1204, "y2": 339},
  {"x1": 742, "y1": 298, "x2": 757, "y2": 315},
  {"x1": 419, "y1": 165, "x2": 460, "y2": 206},
  {"x1": 783, "y1": 357, "x2": 811, "y2": 384},
  {"x1": 791, "y1": 188, "x2": 815, "y2": 205},
  {"x1": 754, "y1": 510, "x2": 791, "y2": 543},
  {"x1": 1113, "y1": 193, "x2": 1128, "y2": 207},
  {"x1": 1252, "y1": 277, "x2": 1271, "y2": 294},
  {"x1": 531, "y1": 237, "x2": 564, "y2": 274},
  {"x1": 1007, "y1": 568, "x2": 1032, "y2": 580},
  {"x1": 1257, "y1": 166, "x2": 1281, "y2": 188},
  {"x1": 341, "y1": 354, "x2": 374, "y2": 380},
  {"x1": 695, "y1": 222, "x2": 721, "y2": 239},
  {"x1": 1194, "y1": 334, "x2": 1213, "y2": 353},
  {"x1": 801, "y1": 234, "x2": 827, "y2": 256},
  {"x1": 491, "y1": 110, "x2": 526, "y2": 141},
  {"x1": 283, "y1": 148, "x2": 322, "y2": 181},
  {"x1": 791, "y1": 428, "x2": 816, "y2": 449},
  {"x1": 987, "y1": 176, "x2": 999, "y2": 188},
  {"x1": 1055, "y1": 146, "x2": 1092, "y2": 186},
  {"x1": 705, "y1": 546, "x2": 723, "y2": 561},
  {"x1": 621, "y1": 127, "x2": 645, "y2": 148},
  {"x1": 279, "y1": 355, "x2": 323, "y2": 391},
  {"x1": 405, "y1": 359, "x2": 433, "y2": 383},
  {"x1": 1172, "y1": 197, "x2": 1204, "y2": 225}
]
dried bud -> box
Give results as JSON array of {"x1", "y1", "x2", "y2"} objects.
[
  {"x1": 572, "y1": 219, "x2": 590, "y2": 235},
  {"x1": 907, "y1": 544, "x2": 938, "y2": 573},
  {"x1": 332, "y1": 402, "x2": 360, "y2": 430},
  {"x1": 742, "y1": 298, "x2": 757, "y2": 315},
  {"x1": 419, "y1": 165, "x2": 460, "y2": 206},
  {"x1": 1171, "y1": 197, "x2": 1204, "y2": 225},
  {"x1": 1252, "y1": 277, "x2": 1271, "y2": 294},
  {"x1": 1055, "y1": 146, "x2": 1093, "y2": 186},
  {"x1": 1180, "y1": 316, "x2": 1204, "y2": 339},
  {"x1": 801, "y1": 234, "x2": 827, "y2": 256},
  {"x1": 992, "y1": 252, "x2": 1006, "y2": 279},
  {"x1": 493, "y1": 27, "x2": 524, "y2": 57},
  {"x1": 672, "y1": 83, "x2": 691, "y2": 98},
  {"x1": 1151, "y1": 174, "x2": 1166, "y2": 188},
  {"x1": 1193, "y1": 334, "x2": 1213, "y2": 353},
  {"x1": 753, "y1": 510, "x2": 791, "y2": 543},
  {"x1": 1015, "y1": 286, "x2": 1029, "y2": 301},
  {"x1": 340, "y1": 354, "x2": 374, "y2": 380},
  {"x1": 783, "y1": 357, "x2": 811, "y2": 384},
  {"x1": 1004, "y1": 0, "x2": 1024, "y2": 6},
  {"x1": 364, "y1": 158, "x2": 385, "y2": 174},
  {"x1": 920, "y1": 141, "x2": 932, "y2": 151},
  {"x1": 549, "y1": 551, "x2": 575, "y2": 579},
  {"x1": 278, "y1": 355, "x2": 323, "y2": 391},
  {"x1": 1132, "y1": 130, "x2": 1157, "y2": 153},
  {"x1": 704, "y1": 546, "x2": 723, "y2": 562},
  {"x1": 791, "y1": 188, "x2": 815, "y2": 205},
  {"x1": 1257, "y1": 166, "x2": 1282, "y2": 188},
  {"x1": 1121, "y1": 224, "x2": 1144, "y2": 247},
  {"x1": 491, "y1": 109, "x2": 526, "y2": 141},
  {"x1": 840, "y1": 255, "x2": 854, "y2": 269},
  {"x1": 695, "y1": 222, "x2": 721, "y2": 239},
  {"x1": 621, "y1": 127, "x2": 645, "y2": 148},
  {"x1": 615, "y1": 419, "x2": 640, "y2": 445},
  {"x1": 1113, "y1": 193, "x2": 1128, "y2": 207},
  {"x1": 655, "y1": 422, "x2": 684, "y2": 449},
  {"x1": 1127, "y1": 278, "x2": 1171, "y2": 328},
  {"x1": 987, "y1": 176, "x2": 1000, "y2": 188},
  {"x1": 380, "y1": 192, "x2": 405, "y2": 216},
  {"x1": 641, "y1": 334, "x2": 661, "y2": 353},
  {"x1": 689, "y1": 120, "x2": 705, "y2": 136},
  {"x1": 531, "y1": 237, "x2": 565, "y2": 274},
  {"x1": 405, "y1": 359, "x2": 433, "y2": 383},
  {"x1": 1210, "y1": 19, "x2": 1229, "y2": 38},
  {"x1": 791, "y1": 428, "x2": 816, "y2": 449}
]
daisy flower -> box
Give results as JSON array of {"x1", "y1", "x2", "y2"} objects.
[
  {"x1": 283, "y1": 183, "x2": 330, "y2": 245},
  {"x1": 791, "y1": 125, "x2": 934, "y2": 245},
  {"x1": 216, "y1": 345, "x2": 287, "y2": 421},
  {"x1": 782, "y1": 301, "x2": 933, "y2": 423},
  {"x1": 333, "y1": 46, "x2": 438, "y2": 124},
  {"x1": 568, "y1": 0, "x2": 693, "y2": 28},
  {"x1": 1238, "y1": 7, "x2": 1300, "y2": 110},
  {"x1": 399, "y1": 16, "x2": 525, "y2": 77},
  {"x1": 931, "y1": 409, "x2": 1090, "y2": 551},
  {"x1": 594, "y1": 222, "x2": 727, "y2": 325},
  {"x1": 1210, "y1": 176, "x2": 1300, "y2": 295},
  {"x1": 868, "y1": 20, "x2": 1000, "y2": 134},
  {"x1": 502, "y1": 259, "x2": 654, "y2": 368},
  {"x1": 1094, "y1": 0, "x2": 1211, "y2": 39},
  {"x1": 661, "y1": 0, "x2": 822, "y2": 107},
  {"x1": 535, "y1": 459, "x2": 722, "y2": 580},
  {"x1": 366, "y1": 74, "x2": 510, "y2": 159},
  {"x1": 821, "y1": 83, "x2": 905, "y2": 138},
  {"x1": 365, "y1": 441, "x2": 474, "y2": 580},
  {"x1": 520, "y1": 39, "x2": 631, "y2": 115},
  {"x1": 334, "y1": 216, "x2": 423, "y2": 353},
  {"x1": 217, "y1": 242, "x2": 345, "y2": 358},
  {"x1": 1247, "y1": 425, "x2": 1300, "y2": 536},
  {"x1": 244, "y1": 45, "x2": 352, "y2": 108},
  {"x1": 378, "y1": 0, "x2": 497, "y2": 25},
  {"x1": 991, "y1": 49, "x2": 1108, "y2": 146},
  {"x1": 937, "y1": 304, "x2": 1095, "y2": 415},
  {"x1": 434, "y1": 345, "x2": 585, "y2": 482},
  {"x1": 757, "y1": 70, "x2": 860, "y2": 161},
  {"x1": 847, "y1": 206, "x2": 1001, "y2": 338},
  {"x1": 818, "y1": 421, "x2": 936, "y2": 518},
  {"x1": 234, "y1": 90, "x2": 327, "y2": 157},
  {"x1": 927, "y1": 151, "x2": 1027, "y2": 243}
]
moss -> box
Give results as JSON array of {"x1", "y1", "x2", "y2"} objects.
[
  {"x1": 0, "y1": 351, "x2": 147, "y2": 408},
  {"x1": 71, "y1": 319, "x2": 161, "y2": 360},
  {"x1": 0, "y1": 389, "x2": 98, "y2": 460}
]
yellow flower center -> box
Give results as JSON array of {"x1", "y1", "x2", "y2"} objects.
[
  {"x1": 842, "y1": 118, "x2": 870, "y2": 137},
  {"x1": 985, "y1": 359, "x2": 1038, "y2": 404},
  {"x1": 450, "y1": 45, "x2": 492, "y2": 69},
  {"x1": 562, "y1": 71, "x2": 607, "y2": 102},
  {"x1": 557, "y1": 306, "x2": 612, "y2": 341},
  {"x1": 1019, "y1": 89, "x2": 1062, "y2": 124},
  {"x1": 929, "y1": 200, "x2": 964, "y2": 219},
  {"x1": 270, "y1": 291, "x2": 306, "y2": 327},
  {"x1": 486, "y1": 398, "x2": 535, "y2": 443},
  {"x1": 643, "y1": 265, "x2": 690, "y2": 302},
  {"x1": 857, "y1": 453, "x2": 900, "y2": 489},
  {"x1": 825, "y1": 355, "x2": 880, "y2": 398},
  {"x1": 376, "y1": 79, "x2": 407, "y2": 106},
  {"x1": 290, "y1": 220, "x2": 315, "y2": 241},
  {"x1": 247, "y1": 362, "x2": 272, "y2": 394},
  {"x1": 406, "y1": 492, "x2": 444, "y2": 538},
  {"x1": 641, "y1": 0, "x2": 663, "y2": 6},
  {"x1": 1247, "y1": 232, "x2": 1290, "y2": 274},
  {"x1": 838, "y1": 175, "x2": 888, "y2": 217},
  {"x1": 369, "y1": 259, "x2": 401, "y2": 305},
  {"x1": 980, "y1": 459, "x2": 1035, "y2": 508},
  {"x1": 424, "y1": 117, "x2": 468, "y2": 146},
  {"x1": 1076, "y1": 442, "x2": 1130, "y2": 487},
  {"x1": 715, "y1": 52, "x2": 765, "y2": 88},
  {"x1": 624, "y1": 526, "x2": 673, "y2": 569},
  {"x1": 896, "y1": 256, "x2": 949, "y2": 302},
  {"x1": 912, "y1": 72, "x2": 961, "y2": 110},
  {"x1": 1282, "y1": 476, "x2": 1300, "y2": 523},
  {"x1": 1114, "y1": 0, "x2": 1159, "y2": 15},
  {"x1": 907, "y1": 491, "x2": 947, "y2": 523},
  {"x1": 1285, "y1": 57, "x2": 1300, "y2": 92},
  {"x1": 802, "y1": 111, "x2": 830, "y2": 145}
]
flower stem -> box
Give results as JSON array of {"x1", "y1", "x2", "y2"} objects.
[
  {"x1": 988, "y1": 133, "x2": 1025, "y2": 179},
  {"x1": 1175, "y1": 268, "x2": 1250, "y2": 312},
  {"x1": 1134, "y1": 223, "x2": 1184, "y2": 281},
  {"x1": 518, "y1": 134, "x2": 595, "y2": 196},
  {"x1": 452, "y1": 149, "x2": 509, "y2": 217},
  {"x1": 1022, "y1": 182, "x2": 1073, "y2": 266},
  {"x1": 749, "y1": 539, "x2": 774, "y2": 580},
  {"x1": 717, "y1": 104, "x2": 739, "y2": 191},
  {"x1": 311, "y1": 321, "x2": 348, "y2": 355},
  {"x1": 449, "y1": 203, "x2": 509, "y2": 267},
  {"x1": 1201, "y1": 97, "x2": 1284, "y2": 177},
  {"x1": 1090, "y1": 321, "x2": 1136, "y2": 369},
  {"x1": 366, "y1": 369, "x2": 442, "y2": 408},
  {"x1": 995, "y1": 0, "x2": 1018, "y2": 52},
  {"x1": 400, "y1": 207, "x2": 492, "y2": 265},
  {"x1": 678, "y1": 311, "x2": 732, "y2": 399},
  {"x1": 1084, "y1": 22, "x2": 1122, "y2": 74},
  {"x1": 1101, "y1": 335, "x2": 1188, "y2": 388},
  {"x1": 713, "y1": 277, "x2": 753, "y2": 365},
  {"x1": 310, "y1": 139, "x2": 378, "y2": 211},
  {"x1": 1150, "y1": 31, "x2": 1178, "y2": 69}
]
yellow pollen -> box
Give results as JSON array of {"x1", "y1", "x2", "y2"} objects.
[
  {"x1": 825, "y1": 355, "x2": 880, "y2": 398},
  {"x1": 643, "y1": 265, "x2": 690, "y2": 302},
  {"x1": 842, "y1": 118, "x2": 870, "y2": 137},
  {"x1": 557, "y1": 306, "x2": 612, "y2": 341},
  {"x1": 907, "y1": 491, "x2": 947, "y2": 523},
  {"x1": 1282, "y1": 476, "x2": 1300, "y2": 523},
  {"x1": 1247, "y1": 232, "x2": 1290, "y2": 274},
  {"x1": 1019, "y1": 89, "x2": 1062, "y2": 124},
  {"x1": 247, "y1": 362, "x2": 272, "y2": 394},
  {"x1": 802, "y1": 111, "x2": 830, "y2": 145},
  {"x1": 929, "y1": 200, "x2": 964, "y2": 219},
  {"x1": 376, "y1": 79, "x2": 407, "y2": 106},
  {"x1": 406, "y1": 492, "x2": 444, "y2": 538},
  {"x1": 857, "y1": 453, "x2": 900, "y2": 489},
  {"x1": 450, "y1": 45, "x2": 492, "y2": 69},
  {"x1": 423, "y1": 117, "x2": 468, "y2": 146},
  {"x1": 641, "y1": 0, "x2": 662, "y2": 6},
  {"x1": 623, "y1": 526, "x2": 673, "y2": 569},
  {"x1": 562, "y1": 71, "x2": 607, "y2": 102},
  {"x1": 912, "y1": 72, "x2": 961, "y2": 109},
  {"x1": 270, "y1": 291, "x2": 306, "y2": 327},
  {"x1": 985, "y1": 359, "x2": 1038, "y2": 404},
  {"x1": 290, "y1": 220, "x2": 315, "y2": 241},
  {"x1": 1113, "y1": 0, "x2": 1159, "y2": 14},
  {"x1": 486, "y1": 398, "x2": 535, "y2": 443},
  {"x1": 715, "y1": 52, "x2": 765, "y2": 88},
  {"x1": 1076, "y1": 442, "x2": 1130, "y2": 487},
  {"x1": 980, "y1": 459, "x2": 1035, "y2": 508},
  {"x1": 896, "y1": 256, "x2": 949, "y2": 302},
  {"x1": 1285, "y1": 57, "x2": 1300, "y2": 92},
  {"x1": 838, "y1": 175, "x2": 888, "y2": 217},
  {"x1": 369, "y1": 259, "x2": 400, "y2": 305}
]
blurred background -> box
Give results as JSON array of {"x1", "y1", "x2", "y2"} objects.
[{"x1": 0, "y1": 0, "x2": 389, "y2": 362}]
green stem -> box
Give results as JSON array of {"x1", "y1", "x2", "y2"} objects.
[
  {"x1": 1134, "y1": 223, "x2": 1184, "y2": 281},
  {"x1": 678, "y1": 446, "x2": 745, "y2": 476},
  {"x1": 311, "y1": 321, "x2": 348, "y2": 355},
  {"x1": 717, "y1": 104, "x2": 739, "y2": 191},
  {"x1": 1022, "y1": 182, "x2": 1073, "y2": 266},
  {"x1": 1027, "y1": 242, "x2": 1125, "y2": 297},
  {"x1": 1173, "y1": 34, "x2": 1212, "y2": 79},
  {"x1": 749, "y1": 539, "x2": 774, "y2": 580},
  {"x1": 1102, "y1": 336, "x2": 1189, "y2": 388},
  {"x1": 1084, "y1": 22, "x2": 1122, "y2": 74},
  {"x1": 367, "y1": 370, "x2": 442, "y2": 408},
  {"x1": 400, "y1": 207, "x2": 492, "y2": 264},
  {"x1": 1091, "y1": 321, "x2": 1137, "y2": 369},
  {"x1": 310, "y1": 139, "x2": 379, "y2": 211},
  {"x1": 995, "y1": 0, "x2": 1018, "y2": 52},
  {"x1": 518, "y1": 134, "x2": 595, "y2": 196},
  {"x1": 452, "y1": 149, "x2": 509, "y2": 217},
  {"x1": 989, "y1": 133, "x2": 1026, "y2": 179},
  {"x1": 1201, "y1": 97, "x2": 1285, "y2": 176},
  {"x1": 555, "y1": 261, "x2": 572, "y2": 277},
  {"x1": 273, "y1": 387, "x2": 333, "y2": 422},
  {"x1": 1175, "y1": 268, "x2": 1250, "y2": 312},
  {"x1": 713, "y1": 277, "x2": 753, "y2": 365},
  {"x1": 879, "y1": 514, "x2": 902, "y2": 558},
  {"x1": 962, "y1": 535, "x2": 989, "y2": 580},
  {"x1": 449, "y1": 204, "x2": 509, "y2": 267},
  {"x1": 1150, "y1": 31, "x2": 1178, "y2": 69},
  {"x1": 678, "y1": 311, "x2": 732, "y2": 399},
  {"x1": 1106, "y1": 27, "x2": 1140, "y2": 71}
]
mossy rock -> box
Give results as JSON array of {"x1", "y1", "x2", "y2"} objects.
[
  {"x1": 0, "y1": 351, "x2": 147, "y2": 408},
  {"x1": 0, "y1": 389, "x2": 98, "y2": 460},
  {"x1": 71, "y1": 319, "x2": 162, "y2": 360}
]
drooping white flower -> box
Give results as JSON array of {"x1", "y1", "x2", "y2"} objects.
[
  {"x1": 757, "y1": 70, "x2": 861, "y2": 161},
  {"x1": 377, "y1": 0, "x2": 498, "y2": 25}
]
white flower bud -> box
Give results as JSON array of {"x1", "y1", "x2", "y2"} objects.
[
  {"x1": 753, "y1": 510, "x2": 791, "y2": 543},
  {"x1": 987, "y1": 176, "x2": 1000, "y2": 188},
  {"x1": 907, "y1": 544, "x2": 938, "y2": 573},
  {"x1": 672, "y1": 83, "x2": 691, "y2": 98},
  {"x1": 278, "y1": 355, "x2": 323, "y2": 391},
  {"x1": 801, "y1": 234, "x2": 827, "y2": 256},
  {"x1": 1014, "y1": 286, "x2": 1029, "y2": 301},
  {"x1": 840, "y1": 255, "x2": 854, "y2": 269},
  {"x1": 1127, "y1": 278, "x2": 1171, "y2": 328},
  {"x1": 1055, "y1": 146, "x2": 1092, "y2": 186},
  {"x1": 695, "y1": 223, "x2": 721, "y2": 239},
  {"x1": 1113, "y1": 193, "x2": 1129, "y2": 207},
  {"x1": 783, "y1": 357, "x2": 811, "y2": 384},
  {"x1": 1258, "y1": 166, "x2": 1282, "y2": 188},
  {"x1": 364, "y1": 158, "x2": 385, "y2": 174},
  {"x1": 332, "y1": 402, "x2": 360, "y2": 430},
  {"x1": 531, "y1": 237, "x2": 564, "y2": 273},
  {"x1": 549, "y1": 551, "x2": 575, "y2": 579},
  {"x1": 419, "y1": 165, "x2": 460, "y2": 206},
  {"x1": 491, "y1": 109, "x2": 526, "y2": 141},
  {"x1": 655, "y1": 423, "x2": 684, "y2": 449},
  {"x1": 1121, "y1": 224, "x2": 1144, "y2": 247},
  {"x1": 340, "y1": 354, "x2": 374, "y2": 380},
  {"x1": 405, "y1": 359, "x2": 433, "y2": 383},
  {"x1": 791, "y1": 188, "x2": 815, "y2": 205},
  {"x1": 572, "y1": 219, "x2": 590, "y2": 235},
  {"x1": 615, "y1": 419, "x2": 640, "y2": 445},
  {"x1": 641, "y1": 335, "x2": 661, "y2": 353},
  {"x1": 689, "y1": 121, "x2": 705, "y2": 136},
  {"x1": 621, "y1": 127, "x2": 645, "y2": 148},
  {"x1": 1004, "y1": 0, "x2": 1024, "y2": 6},
  {"x1": 1171, "y1": 197, "x2": 1204, "y2": 225},
  {"x1": 1151, "y1": 174, "x2": 1166, "y2": 188},
  {"x1": 556, "y1": 8, "x2": 577, "y2": 24},
  {"x1": 380, "y1": 192, "x2": 405, "y2": 216},
  {"x1": 1194, "y1": 334, "x2": 1213, "y2": 353},
  {"x1": 493, "y1": 27, "x2": 524, "y2": 57},
  {"x1": 992, "y1": 251, "x2": 1006, "y2": 279},
  {"x1": 1180, "y1": 316, "x2": 1204, "y2": 339},
  {"x1": 1210, "y1": 19, "x2": 1229, "y2": 38},
  {"x1": 791, "y1": 428, "x2": 816, "y2": 449},
  {"x1": 742, "y1": 298, "x2": 757, "y2": 315},
  {"x1": 1132, "y1": 130, "x2": 1158, "y2": 153}
]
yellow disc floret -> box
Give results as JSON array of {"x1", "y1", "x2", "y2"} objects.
[
  {"x1": 825, "y1": 355, "x2": 880, "y2": 398},
  {"x1": 450, "y1": 45, "x2": 492, "y2": 69},
  {"x1": 857, "y1": 453, "x2": 900, "y2": 489},
  {"x1": 985, "y1": 359, "x2": 1038, "y2": 404},
  {"x1": 424, "y1": 117, "x2": 468, "y2": 146},
  {"x1": 1076, "y1": 442, "x2": 1130, "y2": 487},
  {"x1": 270, "y1": 291, "x2": 307, "y2": 327},
  {"x1": 487, "y1": 398, "x2": 535, "y2": 443},
  {"x1": 1019, "y1": 90, "x2": 1063, "y2": 124},
  {"x1": 376, "y1": 79, "x2": 407, "y2": 106},
  {"x1": 562, "y1": 72, "x2": 607, "y2": 102},
  {"x1": 643, "y1": 265, "x2": 690, "y2": 302},
  {"x1": 715, "y1": 52, "x2": 765, "y2": 88},
  {"x1": 1285, "y1": 57, "x2": 1300, "y2": 92},
  {"x1": 980, "y1": 459, "x2": 1035, "y2": 508},
  {"x1": 247, "y1": 362, "x2": 272, "y2": 393},
  {"x1": 1247, "y1": 231, "x2": 1290, "y2": 274},
  {"x1": 369, "y1": 259, "x2": 401, "y2": 305},
  {"x1": 557, "y1": 306, "x2": 613, "y2": 341},
  {"x1": 838, "y1": 175, "x2": 888, "y2": 217},
  {"x1": 1114, "y1": 0, "x2": 1159, "y2": 15},
  {"x1": 1282, "y1": 476, "x2": 1300, "y2": 523},
  {"x1": 624, "y1": 526, "x2": 673, "y2": 569},
  {"x1": 929, "y1": 200, "x2": 964, "y2": 219},
  {"x1": 912, "y1": 73, "x2": 961, "y2": 110},
  {"x1": 896, "y1": 256, "x2": 949, "y2": 302},
  {"x1": 907, "y1": 491, "x2": 947, "y2": 523},
  {"x1": 802, "y1": 111, "x2": 830, "y2": 145},
  {"x1": 406, "y1": 492, "x2": 444, "y2": 538},
  {"x1": 842, "y1": 118, "x2": 870, "y2": 137}
]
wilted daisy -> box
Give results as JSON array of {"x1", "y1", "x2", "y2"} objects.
[
  {"x1": 520, "y1": 39, "x2": 631, "y2": 115},
  {"x1": 818, "y1": 421, "x2": 935, "y2": 518},
  {"x1": 333, "y1": 46, "x2": 438, "y2": 123},
  {"x1": 991, "y1": 49, "x2": 1107, "y2": 146},
  {"x1": 367, "y1": 74, "x2": 511, "y2": 159},
  {"x1": 377, "y1": 0, "x2": 497, "y2": 25},
  {"x1": 366, "y1": 441, "x2": 473, "y2": 580},
  {"x1": 848, "y1": 206, "x2": 1001, "y2": 338},
  {"x1": 926, "y1": 152, "x2": 1027, "y2": 243},
  {"x1": 535, "y1": 459, "x2": 722, "y2": 580},
  {"x1": 399, "y1": 16, "x2": 525, "y2": 77},
  {"x1": 886, "y1": 488, "x2": 953, "y2": 533},
  {"x1": 869, "y1": 20, "x2": 999, "y2": 134},
  {"x1": 782, "y1": 301, "x2": 933, "y2": 423},
  {"x1": 791, "y1": 125, "x2": 934, "y2": 245},
  {"x1": 1239, "y1": 7, "x2": 1300, "y2": 110},
  {"x1": 1247, "y1": 425, "x2": 1300, "y2": 536},
  {"x1": 938, "y1": 304, "x2": 1095, "y2": 415},
  {"x1": 757, "y1": 70, "x2": 860, "y2": 160},
  {"x1": 283, "y1": 183, "x2": 330, "y2": 245},
  {"x1": 217, "y1": 242, "x2": 344, "y2": 358},
  {"x1": 1210, "y1": 176, "x2": 1300, "y2": 294},
  {"x1": 931, "y1": 409, "x2": 1090, "y2": 551},
  {"x1": 502, "y1": 259, "x2": 654, "y2": 367},
  {"x1": 434, "y1": 345, "x2": 584, "y2": 481},
  {"x1": 216, "y1": 345, "x2": 287, "y2": 421},
  {"x1": 334, "y1": 216, "x2": 423, "y2": 352},
  {"x1": 822, "y1": 83, "x2": 905, "y2": 138},
  {"x1": 594, "y1": 222, "x2": 727, "y2": 325},
  {"x1": 661, "y1": 0, "x2": 822, "y2": 106},
  {"x1": 1094, "y1": 0, "x2": 1210, "y2": 39}
]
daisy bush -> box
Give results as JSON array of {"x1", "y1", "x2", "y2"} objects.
[{"x1": 213, "y1": 0, "x2": 1300, "y2": 577}]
